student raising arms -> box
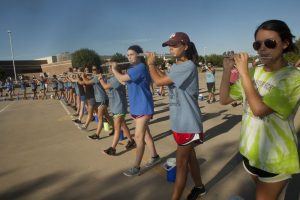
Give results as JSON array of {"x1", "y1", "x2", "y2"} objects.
[
  {"x1": 220, "y1": 20, "x2": 300, "y2": 200},
  {"x1": 111, "y1": 45, "x2": 160, "y2": 177},
  {"x1": 147, "y1": 32, "x2": 205, "y2": 200}
]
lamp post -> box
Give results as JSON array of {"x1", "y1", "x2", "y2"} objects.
[{"x1": 7, "y1": 30, "x2": 17, "y2": 82}]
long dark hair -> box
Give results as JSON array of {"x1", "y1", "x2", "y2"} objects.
[
  {"x1": 185, "y1": 42, "x2": 199, "y2": 65},
  {"x1": 254, "y1": 19, "x2": 298, "y2": 53}
]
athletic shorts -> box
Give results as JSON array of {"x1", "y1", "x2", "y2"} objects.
[
  {"x1": 206, "y1": 82, "x2": 215, "y2": 93},
  {"x1": 95, "y1": 100, "x2": 109, "y2": 108},
  {"x1": 86, "y1": 98, "x2": 96, "y2": 106},
  {"x1": 131, "y1": 114, "x2": 153, "y2": 119},
  {"x1": 80, "y1": 96, "x2": 86, "y2": 102},
  {"x1": 242, "y1": 156, "x2": 291, "y2": 183},
  {"x1": 172, "y1": 131, "x2": 204, "y2": 146},
  {"x1": 113, "y1": 113, "x2": 126, "y2": 118}
]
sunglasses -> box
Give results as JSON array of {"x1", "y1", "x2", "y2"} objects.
[{"x1": 253, "y1": 39, "x2": 277, "y2": 51}]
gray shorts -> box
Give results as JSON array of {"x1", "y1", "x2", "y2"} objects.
[{"x1": 87, "y1": 98, "x2": 96, "y2": 106}]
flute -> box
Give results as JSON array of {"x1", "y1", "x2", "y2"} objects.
[
  {"x1": 69, "y1": 72, "x2": 93, "y2": 75},
  {"x1": 223, "y1": 55, "x2": 273, "y2": 61},
  {"x1": 222, "y1": 51, "x2": 272, "y2": 60},
  {"x1": 137, "y1": 53, "x2": 173, "y2": 57},
  {"x1": 101, "y1": 62, "x2": 131, "y2": 67}
]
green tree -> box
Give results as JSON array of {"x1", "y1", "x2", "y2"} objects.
[
  {"x1": 206, "y1": 54, "x2": 223, "y2": 67},
  {"x1": 72, "y1": 48, "x2": 102, "y2": 69},
  {"x1": 110, "y1": 53, "x2": 127, "y2": 62},
  {"x1": 0, "y1": 69, "x2": 5, "y2": 81},
  {"x1": 284, "y1": 37, "x2": 300, "y2": 65}
]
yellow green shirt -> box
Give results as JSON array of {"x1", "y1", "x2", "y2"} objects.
[{"x1": 230, "y1": 66, "x2": 300, "y2": 174}]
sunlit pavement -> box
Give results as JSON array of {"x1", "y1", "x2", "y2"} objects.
[{"x1": 0, "y1": 70, "x2": 299, "y2": 200}]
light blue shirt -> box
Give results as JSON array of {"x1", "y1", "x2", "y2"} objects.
[
  {"x1": 92, "y1": 75, "x2": 108, "y2": 103},
  {"x1": 107, "y1": 77, "x2": 127, "y2": 114},
  {"x1": 206, "y1": 70, "x2": 215, "y2": 83},
  {"x1": 167, "y1": 60, "x2": 203, "y2": 133}
]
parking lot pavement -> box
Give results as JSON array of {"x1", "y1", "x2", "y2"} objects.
[{"x1": 0, "y1": 70, "x2": 299, "y2": 200}]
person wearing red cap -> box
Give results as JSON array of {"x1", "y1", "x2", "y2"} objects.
[{"x1": 147, "y1": 32, "x2": 206, "y2": 200}]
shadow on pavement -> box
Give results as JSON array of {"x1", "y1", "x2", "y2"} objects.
[
  {"x1": 149, "y1": 116, "x2": 169, "y2": 125},
  {"x1": 204, "y1": 114, "x2": 242, "y2": 141},
  {"x1": 202, "y1": 109, "x2": 228, "y2": 122},
  {"x1": 0, "y1": 171, "x2": 71, "y2": 200},
  {"x1": 153, "y1": 130, "x2": 172, "y2": 142}
]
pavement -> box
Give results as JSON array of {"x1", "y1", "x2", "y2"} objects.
[{"x1": 0, "y1": 70, "x2": 299, "y2": 200}]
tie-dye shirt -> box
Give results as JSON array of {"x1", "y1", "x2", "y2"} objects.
[{"x1": 230, "y1": 66, "x2": 300, "y2": 174}]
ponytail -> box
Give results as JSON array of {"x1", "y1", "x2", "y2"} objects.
[{"x1": 185, "y1": 42, "x2": 199, "y2": 65}]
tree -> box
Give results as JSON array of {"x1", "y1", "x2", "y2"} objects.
[
  {"x1": 0, "y1": 68, "x2": 5, "y2": 81},
  {"x1": 206, "y1": 54, "x2": 223, "y2": 67},
  {"x1": 72, "y1": 48, "x2": 102, "y2": 69},
  {"x1": 284, "y1": 37, "x2": 300, "y2": 65},
  {"x1": 110, "y1": 53, "x2": 127, "y2": 62}
]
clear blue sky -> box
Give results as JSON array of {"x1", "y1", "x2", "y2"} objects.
[{"x1": 0, "y1": 0, "x2": 299, "y2": 60}]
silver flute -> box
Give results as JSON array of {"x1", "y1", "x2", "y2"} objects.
[
  {"x1": 70, "y1": 72, "x2": 93, "y2": 75},
  {"x1": 222, "y1": 51, "x2": 272, "y2": 60},
  {"x1": 101, "y1": 62, "x2": 131, "y2": 67},
  {"x1": 137, "y1": 53, "x2": 173, "y2": 57}
]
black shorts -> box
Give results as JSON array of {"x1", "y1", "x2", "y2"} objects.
[
  {"x1": 242, "y1": 156, "x2": 278, "y2": 178},
  {"x1": 95, "y1": 100, "x2": 109, "y2": 107},
  {"x1": 206, "y1": 82, "x2": 215, "y2": 93}
]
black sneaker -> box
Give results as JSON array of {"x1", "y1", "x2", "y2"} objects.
[
  {"x1": 73, "y1": 119, "x2": 82, "y2": 124},
  {"x1": 88, "y1": 134, "x2": 100, "y2": 140},
  {"x1": 125, "y1": 139, "x2": 136, "y2": 150},
  {"x1": 186, "y1": 186, "x2": 206, "y2": 200},
  {"x1": 103, "y1": 147, "x2": 116, "y2": 156}
]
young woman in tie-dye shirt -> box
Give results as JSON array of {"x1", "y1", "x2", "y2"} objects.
[{"x1": 220, "y1": 20, "x2": 300, "y2": 200}]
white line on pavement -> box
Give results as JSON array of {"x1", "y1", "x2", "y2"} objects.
[
  {"x1": 0, "y1": 104, "x2": 12, "y2": 113},
  {"x1": 59, "y1": 100, "x2": 71, "y2": 115}
]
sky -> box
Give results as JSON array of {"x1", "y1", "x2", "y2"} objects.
[{"x1": 0, "y1": 0, "x2": 299, "y2": 60}]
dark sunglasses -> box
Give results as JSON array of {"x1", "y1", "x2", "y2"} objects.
[{"x1": 253, "y1": 39, "x2": 277, "y2": 51}]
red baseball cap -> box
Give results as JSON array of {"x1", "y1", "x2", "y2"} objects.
[{"x1": 162, "y1": 32, "x2": 190, "y2": 47}]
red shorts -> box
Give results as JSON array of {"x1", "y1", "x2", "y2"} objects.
[{"x1": 172, "y1": 131, "x2": 204, "y2": 146}]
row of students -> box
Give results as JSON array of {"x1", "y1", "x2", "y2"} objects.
[
  {"x1": 103, "y1": 20, "x2": 299, "y2": 200},
  {"x1": 35, "y1": 19, "x2": 298, "y2": 200}
]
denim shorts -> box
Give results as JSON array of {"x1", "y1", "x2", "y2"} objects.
[{"x1": 80, "y1": 96, "x2": 86, "y2": 102}]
